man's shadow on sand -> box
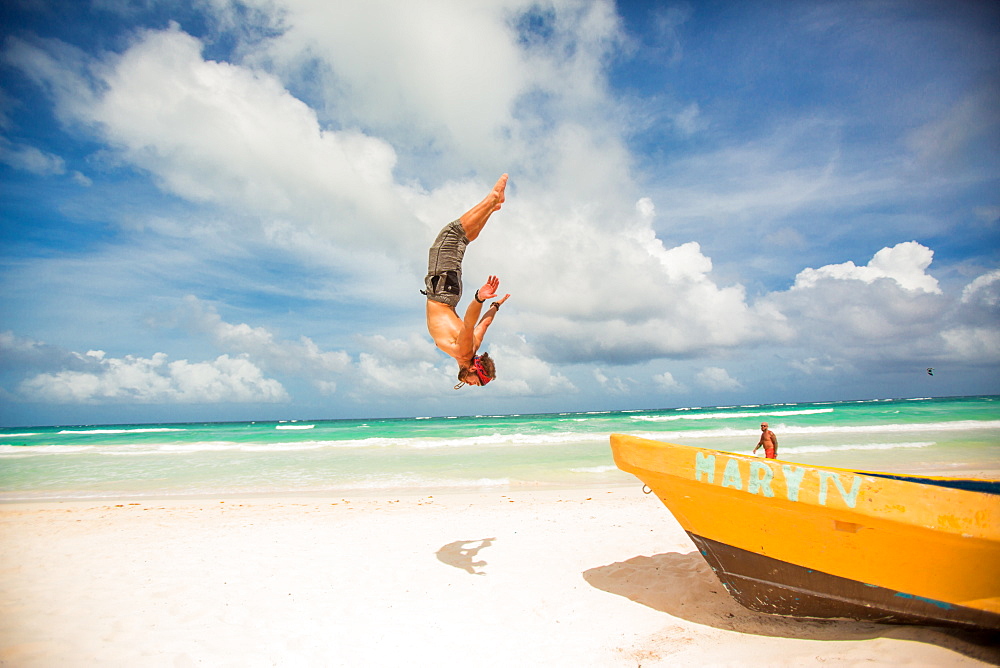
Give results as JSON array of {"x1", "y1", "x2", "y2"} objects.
[
  {"x1": 583, "y1": 551, "x2": 999, "y2": 663},
  {"x1": 436, "y1": 538, "x2": 496, "y2": 575}
]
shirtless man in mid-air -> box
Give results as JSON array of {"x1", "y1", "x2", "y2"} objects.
[{"x1": 422, "y1": 174, "x2": 510, "y2": 389}]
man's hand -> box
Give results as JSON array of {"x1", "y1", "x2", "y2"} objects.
[{"x1": 478, "y1": 275, "x2": 500, "y2": 301}]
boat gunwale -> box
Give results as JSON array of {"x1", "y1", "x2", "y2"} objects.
[{"x1": 610, "y1": 432, "x2": 1000, "y2": 494}]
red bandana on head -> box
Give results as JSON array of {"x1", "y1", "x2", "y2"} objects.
[
  {"x1": 471, "y1": 355, "x2": 492, "y2": 385},
  {"x1": 454, "y1": 356, "x2": 493, "y2": 389}
]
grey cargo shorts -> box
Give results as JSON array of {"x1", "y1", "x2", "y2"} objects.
[{"x1": 422, "y1": 220, "x2": 468, "y2": 307}]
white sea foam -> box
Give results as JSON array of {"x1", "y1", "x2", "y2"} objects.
[
  {"x1": 773, "y1": 420, "x2": 1000, "y2": 436},
  {"x1": 56, "y1": 428, "x2": 186, "y2": 435},
  {"x1": 0, "y1": 475, "x2": 517, "y2": 501},
  {"x1": 120, "y1": 441, "x2": 244, "y2": 454},
  {"x1": 569, "y1": 465, "x2": 619, "y2": 474},
  {"x1": 4, "y1": 419, "x2": 997, "y2": 458},
  {"x1": 2, "y1": 440, "x2": 357, "y2": 457},
  {"x1": 1, "y1": 433, "x2": 597, "y2": 456},
  {"x1": 633, "y1": 420, "x2": 1000, "y2": 441},
  {"x1": 100, "y1": 439, "x2": 394, "y2": 455},
  {"x1": 275, "y1": 424, "x2": 315, "y2": 430},
  {"x1": 0, "y1": 444, "x2": 95, "y2": 456},
  {"x1": 237, "y1": 442, "x2": 332, "y2": 452},
  {"x1": 630, "y1": 408, "x2": 835, "y2": 421},
  {"x1": 403, "y1": 432, "x2": 606, "y2": 449},
  {"x1": 782, "y1": 441, "x2": 935, "y2": 455},
  {"x1": 336, "y1": 476, "x2": 512, "y2": 491}
]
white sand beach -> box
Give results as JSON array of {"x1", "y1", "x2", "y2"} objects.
[{"x1": 1, "y1": 487, "x2": 997, "y2": 667}]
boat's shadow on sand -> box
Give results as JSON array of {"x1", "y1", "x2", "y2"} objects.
[{"x1": 583, "y1": 551, "x2": 999, "y2": 663}]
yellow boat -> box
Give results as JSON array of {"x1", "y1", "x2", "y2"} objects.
[{"x1": 610, "y1": 433, "x2": 1000, "y2": 630}]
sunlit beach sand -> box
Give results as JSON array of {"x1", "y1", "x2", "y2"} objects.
[{"x1": 1, "y1": 487, "x2": 997, "y2": 667}]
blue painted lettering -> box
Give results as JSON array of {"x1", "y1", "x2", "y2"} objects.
[
  {"x1": 695, "y1": 452, "x2": 716, "y2": 483},
  {"x1": 818, "y1": 471, "x2": 862, "y2": 508},
  {"x1": 693, "y1": 454, "x2": 863, "y2": 508},
  {"x1": 835, "y1": 474, "x2": 862, "y2": 508},
  {"x1": 781, "y1": 465, "x2": 806, "y2": 502},
  {"x1": 748, "y1": 461, "x2": 775, "y2": 497},
  {"x1": 721, "y1": 458, "x2": 743, "y2": 489}
]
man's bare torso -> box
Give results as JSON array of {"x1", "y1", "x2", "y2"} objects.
[{"x1": 426, "y1": 300, "x2": 473, "y2": 364}]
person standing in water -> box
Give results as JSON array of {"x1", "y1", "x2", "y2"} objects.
[
  {"x1": 754, "y1": 422, "x2": 778, "y2": 459},
  {"x1": 422, "y1": 174, "x2": 511, "y2": 389}
]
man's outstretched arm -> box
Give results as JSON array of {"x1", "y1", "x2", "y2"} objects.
[
  {"x1": 458, "y1": 276, "x2": 500, "y2": 353},
  {"x1": 474, "y1": 293, "x2": 510, "y2": 346}
]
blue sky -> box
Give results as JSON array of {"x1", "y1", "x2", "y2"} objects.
[{"x1": 1, "y1": 0, "x2": 997, "y2": 427}]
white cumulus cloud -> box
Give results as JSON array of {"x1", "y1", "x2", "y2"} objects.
[
  {"x1": 653, "y1": 370, "x2": 685, "y2": 393},
  {"x1": 695, "y1": 367, "x2": 742, "y2": 392},
  {"x1": 180, "y1": 296, "x2": 350, "y2": 392},
  {"x1": 792, "y1": 241, "x2": 941, "y2": 293},
  {"x1": 19, "y1": 350, "x2": 288, "y2": 404},
  {"x1": 960, "y1": 269, "x2": 1000, "y2": 306}
]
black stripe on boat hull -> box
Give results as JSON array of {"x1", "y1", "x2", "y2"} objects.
[
  {"x1": 688, "y1": 532, "x2": 1000, "y2": 631},
  {"x1": 859, "y1": 472, "x2": 1000, "y2": 496}
]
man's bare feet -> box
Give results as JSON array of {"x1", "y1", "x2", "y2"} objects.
[
  {"x1": 461, "y1": 174, "x2": 509, "y2": 241},
  {"x1": 490, "y1": 173, "x2": 508, "y2": 212}
]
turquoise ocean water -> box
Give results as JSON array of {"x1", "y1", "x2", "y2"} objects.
[{"x1": 1, "y1": 395, "x2": 998, "y2": 501}]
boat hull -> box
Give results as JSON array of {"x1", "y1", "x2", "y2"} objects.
[
  {"x1": 610, "y1": 434, "x2": 1000, "y2": 630},
  {"x1": 689, "y1": 532, "x2": 1000, "y2": 628}
]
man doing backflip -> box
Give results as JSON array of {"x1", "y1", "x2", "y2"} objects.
[{"x1": 423, "y1": 174, "x2": 510, "y2": 389}]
